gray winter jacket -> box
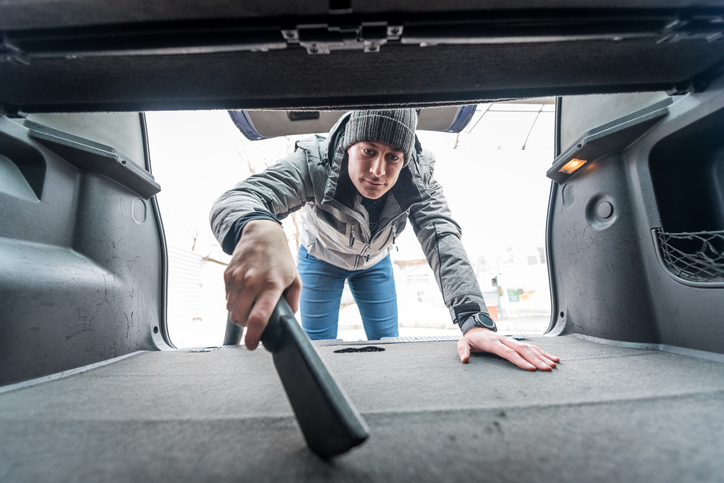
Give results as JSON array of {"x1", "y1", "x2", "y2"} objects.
[{"x1": 210, "y1": 114, "x2": 487, "y2": 322}]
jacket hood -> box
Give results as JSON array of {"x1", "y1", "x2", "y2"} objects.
[{"x1": 323, "y1": 111, "x2": 353, "y2": 165}]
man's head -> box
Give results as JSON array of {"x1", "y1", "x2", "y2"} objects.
[{"x1": 341, "y1": 109, "x2": 418, "y2": 199}]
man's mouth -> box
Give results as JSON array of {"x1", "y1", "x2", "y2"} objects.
[{"x1": 364, "y1": 179, "x2": 384, "y2": 186}]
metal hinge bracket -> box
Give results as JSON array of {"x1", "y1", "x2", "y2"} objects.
[{"x1": 282, "y1": 23, "x2": 403, "y2": 54}]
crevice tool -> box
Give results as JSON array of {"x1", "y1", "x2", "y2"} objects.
[{"x1": 223, "y1": 299, "x2": 369, "y2": 458}]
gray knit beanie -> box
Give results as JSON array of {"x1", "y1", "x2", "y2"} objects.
[{"x1": 342, "y1": 109, "x2": 418, "y2": 164}]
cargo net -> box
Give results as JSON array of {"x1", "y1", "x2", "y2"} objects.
[{"x1": 656, "y1": 229, "x2": 724, "y2": 283}]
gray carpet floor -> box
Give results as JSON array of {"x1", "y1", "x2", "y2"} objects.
[{"x1": 2, "y1": 336, "x2": 724, "y2": 482}]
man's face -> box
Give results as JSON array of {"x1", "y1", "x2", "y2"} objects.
[{"x1": 346, "y1": 141, "x2": 405, "y2": 199}]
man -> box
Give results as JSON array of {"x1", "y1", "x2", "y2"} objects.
[{"x1": 211, "y1": 109, "x2": 559, "y2": 370}]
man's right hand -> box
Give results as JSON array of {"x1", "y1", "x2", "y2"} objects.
[{"x1": 224, "y1": 220, "x2": 302, "y2": 350}]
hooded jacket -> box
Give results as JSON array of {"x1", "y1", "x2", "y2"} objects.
[{"x1": 210, "y1": 113, "x2": 487, "y2": 322}]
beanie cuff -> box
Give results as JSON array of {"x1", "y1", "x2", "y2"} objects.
[{"x1": 342, "y1": 109, "x2": 418, "y2": 163}]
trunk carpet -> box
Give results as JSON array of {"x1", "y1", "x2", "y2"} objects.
[{"x1": 1, "y1": 335, "x2": 723, "y2": 482}]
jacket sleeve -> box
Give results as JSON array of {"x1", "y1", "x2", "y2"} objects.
[
  {"x1": 209, "y1": 149, "x2": 314, "y2": 254},
  {"x1": 408, "y1": 152, "x2": 488, "y2": 323}
]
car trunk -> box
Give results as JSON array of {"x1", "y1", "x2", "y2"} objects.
[
  {"x1": 2, "y1": 337, "x2": 724, "y2": 482},
  {"x1": 1, "y1": 1, "x2": 724, "y2": 481}
]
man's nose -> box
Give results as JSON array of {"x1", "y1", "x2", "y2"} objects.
[{"x1": 370, "y1": 156, "x2": 386, "y2": 177}]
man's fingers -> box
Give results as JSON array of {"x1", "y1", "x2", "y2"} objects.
[
  {"x1": 526, "y1": 345, "x2": 559, "y2": 368},
  {"x1": 494, "y1": 345, "x2": 537, "y2": 371},
  {"x1": 227, "y1": 287, "x2": 253, "y2": 330},
  {"x1": 461, "y1": 329, "x2": 524, "y2": 367},
  {"x1": 284, "y1": 274, "x2": 303, "y2": 314},
  {"x1": 530, "y1": 346, "x2": 559, "y2": 366},
  {"x1": 457, "y1": 338, "x2": 471, "y2": 363},
  {"x1": 244, "y1": 289, "x2": 284, "y2": 350},
  {"x1": 537, "y1": 348, "x2": 560, "y2": 363},
  {"x1": 225, "y1": 266, "x2": 252, "y2": 325},
  {"x1": 520, "y1": 347, "x2": 554, "y2": 371},
  {"x1": 460, "y1": 330, "x2": 560, "y2": 371},
  {"x1": 501, "y1": 339, "x2": 555, "y2": 370}
]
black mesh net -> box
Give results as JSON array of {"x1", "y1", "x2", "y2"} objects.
[{"x1": 656, "y1": 229, "x2": 724, "y2": 283}]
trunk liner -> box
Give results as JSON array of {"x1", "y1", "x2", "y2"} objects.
[{"x1": 1, "y1": 335, "x2": 723, "y2": 482}]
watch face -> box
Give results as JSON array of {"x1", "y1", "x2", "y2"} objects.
[{"x1": 475, "y1": 313, "x2": 496, "y2": 330}]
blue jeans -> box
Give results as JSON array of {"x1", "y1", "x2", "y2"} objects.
[{"x1": 297, "y1": 245, "x2": 399, "y2": 340}]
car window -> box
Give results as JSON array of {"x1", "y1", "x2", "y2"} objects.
[{"x1": 146, "y1": 102, "x2": 555, "y2": 347}]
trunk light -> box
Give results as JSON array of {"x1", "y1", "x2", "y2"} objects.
[{"x1": 559, "y1": 158, "x2": 587, "y2": 174}]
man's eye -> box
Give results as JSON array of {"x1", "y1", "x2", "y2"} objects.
[
  {"x1": 388, "y1": 154, "x2": 400, "y2": 162},
  {"x1": 362, "y1": 148, "x2": 374, "y2": 155}
]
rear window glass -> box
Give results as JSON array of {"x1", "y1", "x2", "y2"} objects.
[{"x1": 146, "y1": 102, "x2": 554, "y2": 348}]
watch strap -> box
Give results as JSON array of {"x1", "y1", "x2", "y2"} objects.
[
  {"x1": 459, "y1": 316, "x2": 478, "y2": 335},
  {"x1": 458, "y1": 312, "x2": 497, "y2": 335}
]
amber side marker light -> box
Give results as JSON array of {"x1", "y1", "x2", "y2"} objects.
[{"x1": 559, "y1": 158, "x2": 587, "y2": 174}]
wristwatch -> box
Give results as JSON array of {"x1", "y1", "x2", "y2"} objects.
[{"x1": 458, "y1": 312, "x2": 497, "y2": 335}]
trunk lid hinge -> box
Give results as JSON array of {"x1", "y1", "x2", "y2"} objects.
[{"x1": 282, "y1": 23, "x2": 402, "y2": 54}]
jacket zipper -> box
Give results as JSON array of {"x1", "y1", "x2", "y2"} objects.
[
  {"x1": 353, "y1": 219, "x2": 401, "y2": 269},
  {"x1": 361, "y1": 243, "x2": 370, "y2": 267}
]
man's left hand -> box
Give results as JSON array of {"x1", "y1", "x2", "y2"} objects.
[{"x1": 457, "y1": 327, "x2": 560, "y2": 371}]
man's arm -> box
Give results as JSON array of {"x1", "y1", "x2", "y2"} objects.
[
  {"x1": 408, "y1": 170, "x2": 487, "y2": 325},
  {"x1": 210, "y1": 149, "x2": 313, "y2": 254},
  {"x1": 210, "y1": 150, "x2": 312, "y2": 348},
  {"x1": 408, "y1": 154, "x2": 559, "y2": 370}
]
